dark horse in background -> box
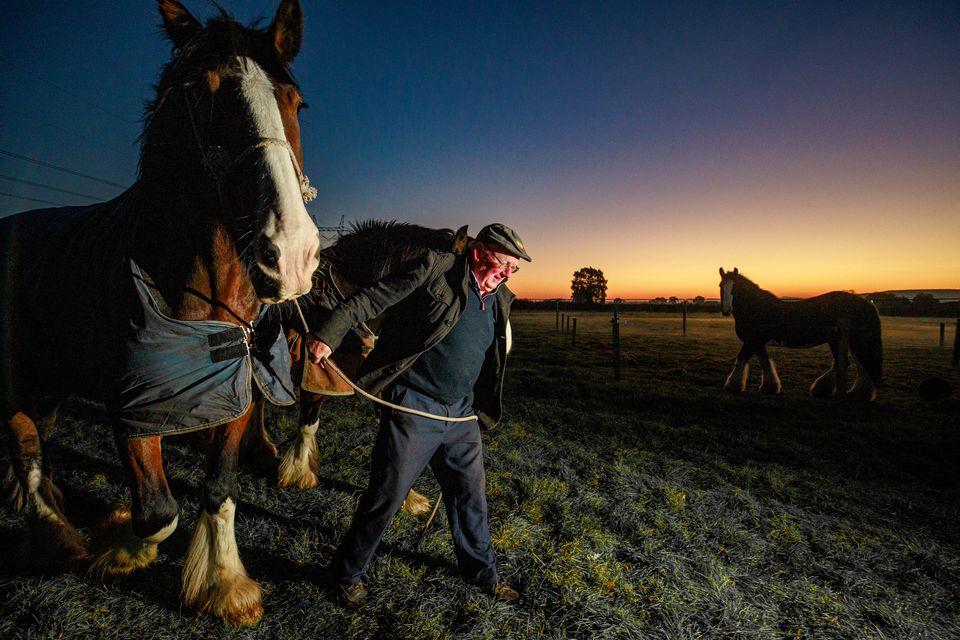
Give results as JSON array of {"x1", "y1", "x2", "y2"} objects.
[
  {"x1": 718, "y1": 268, "x2": 882, "y2": 401},
  {"x1": 245, "y1": 221, "x2": 464, "y2": 514},
  {"x1": 0, "y1": 0, "x2": 320, "y2": 625}
]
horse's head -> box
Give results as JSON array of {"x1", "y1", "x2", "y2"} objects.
[
  {"x1": 718, "y1": 267, "x2": 739, "y2": 316},
  {"x1": 141, "y1": 0, "x2": 320, "y2": 303}
]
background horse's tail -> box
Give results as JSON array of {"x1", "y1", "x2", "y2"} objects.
[{"x1": 850, "y1": 300, "x2": 883, "y2": 383}]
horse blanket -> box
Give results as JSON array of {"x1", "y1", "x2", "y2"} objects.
[{"x1": 119, "y1": 261, "x2": 295, "y2": 437}]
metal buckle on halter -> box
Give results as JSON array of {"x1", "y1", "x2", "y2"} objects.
[{"x1": 208, "y1": 325, "x2": 254, "y2": 363}]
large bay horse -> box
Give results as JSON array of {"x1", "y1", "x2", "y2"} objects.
[
  {"x1": 246, "y1": 221, "x2": 465, "y2": 512},
  {"x1": 0, "y1": 0, "x2": 320, "y2": 625},
  {"x1": 718, "y1": 268, "x2": 882, "y2": 401}
]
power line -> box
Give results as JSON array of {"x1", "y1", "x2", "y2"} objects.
[
  {"x1": 0, "y1": 148, "x2": 125, "y2": 188},
  {"x1": 0, "y1": 191, "x2": 64, "y2": 207},
  {"x1": 0, "y1": 174, "x2": 100, "y2": 200}
]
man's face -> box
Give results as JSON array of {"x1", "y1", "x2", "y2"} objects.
[{"x1": 472, "y1": 243, "x2": 520, "y2": 292}]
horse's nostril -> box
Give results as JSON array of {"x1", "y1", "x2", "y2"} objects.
[{"x1": 258, "y1": 235, "x2": 281, "y2": 268}]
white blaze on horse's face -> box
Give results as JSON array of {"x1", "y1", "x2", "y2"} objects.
[
  {"x1": 720, "y1": 278, "x2": 734, "y2": 316},
  {"x1": 236, "y1": 57, "x2": 319, "y2": 302}
]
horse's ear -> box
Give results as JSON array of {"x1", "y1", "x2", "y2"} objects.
[
  {"x1": 719, "y1": 267, "x2": 725, "y2": 277},
  {"x1": 158, "y1": 0, "x2": 201, "y2": 50},
  {"x1": 733, "y1": 267, "x2": 738, "y2": 274},
  {"x1": 270, "y1": 0, "x2": 303, "y2": 65},
  {"x1": 451, "y1": 226, "x2": 469, "y2": 255}
]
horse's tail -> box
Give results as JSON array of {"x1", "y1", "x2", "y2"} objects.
[{"x1": 850, "y1": 300, "x2": 883, "y2": 383}]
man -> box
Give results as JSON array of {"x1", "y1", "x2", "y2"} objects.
[{"x1": 305, "y1": 223, "x2": 530, "y2": 608}]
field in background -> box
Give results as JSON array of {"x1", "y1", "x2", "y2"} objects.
[{"x1": 1, "y1": 311, "x2": 958, "y2": 639}]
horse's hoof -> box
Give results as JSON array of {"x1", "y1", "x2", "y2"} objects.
[
  {"x1": 759, "y1": 384, "x2": 781, "y2": 395},
  {"x1": 278, "y1": 469, "x2": 319, "y2": 490},
  {"x1": 89, "y1": 507, "x2": 161, "y2": 576},
  {"x1": 22, "y1": 517, "x2": 90, "y2": 574},
  {"x1": 402, "y1": 489, "x2": 432, "y2": 517}
]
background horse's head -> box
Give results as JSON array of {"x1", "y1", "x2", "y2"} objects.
[
  {"x1": 718, "y1": 267, "x2": 739, "y2": 316},
  {"x1": 139, "y1": 0, "x2": 319, "y2": 303}
]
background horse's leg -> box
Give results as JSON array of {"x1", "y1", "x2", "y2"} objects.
[
  {"x1": 182, "y1": 407, "x2": 263, "y2": 626},
  {"x1": 4, "y1": 410, "x2": 88, "y2": 572},
  {"x1": 724, "y1": 345, "x2": 754, "y2": 392},
  {"x1": 847, "y1": 354, "x2": 877, "y2": 402},
  {"x1": 810, "y1": 341, "x2": 840, "y2": 398},
  {"x1": 91, "y1": 434, "x2": 178, "y2": 575},
  {"x1": 756, "y1": 347, "x2": 782, "y2": 394},
  {"x1": 278, "y1": 391, "x2": 323, "y2": 489},
  {"x1": 276, "y1": 392, "x2": 430, "y2": 514}
]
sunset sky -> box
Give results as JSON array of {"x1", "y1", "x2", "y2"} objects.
[{"x1": 1, "y1": 1, "x2": 957, "y2": 299}]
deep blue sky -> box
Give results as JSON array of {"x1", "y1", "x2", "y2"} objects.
[{"x1": 1, "y1": 1, "x2": 958, "y2": 297}]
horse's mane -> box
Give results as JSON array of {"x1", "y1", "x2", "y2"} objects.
[
  {"x1": 324, "y1": 219, "x2": 453, "y2": 287},
  {"x1": 731, "y1": 271, "x2": 780, "y2": 304}
]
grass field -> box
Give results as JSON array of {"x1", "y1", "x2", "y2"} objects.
[{"x1": 2, "y1": 311, "x2": 958, "y2": 639}]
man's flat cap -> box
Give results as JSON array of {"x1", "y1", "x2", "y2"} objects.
[{"x1": 476, "y1": 223, "x2": 532, "y2": 262}]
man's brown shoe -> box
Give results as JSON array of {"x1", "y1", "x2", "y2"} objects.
[
  {"x1": 337, "y1": 581, "x2": 368, "y2": 609},
  {"x1": 489, "y1": 581, "x2": 521, "y2": 604}
]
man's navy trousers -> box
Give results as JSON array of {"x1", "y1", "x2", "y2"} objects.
[{"x1": 329, "y1": 383, "x2": 499, "y2": 588}]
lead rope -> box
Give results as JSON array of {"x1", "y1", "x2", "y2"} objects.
[
  {"x1": 291, "y1": 299, "x2": 477, "y2": 422},
  {"x1": 292, "y1": 298, "x2": 449, "y2": 548}
]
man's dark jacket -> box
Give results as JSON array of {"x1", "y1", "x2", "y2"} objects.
[{"x1": 312, "y1": 245, "x2": 515, "y2": 429}]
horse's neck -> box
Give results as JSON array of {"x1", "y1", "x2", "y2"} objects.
[
  {"x1": 131, "y1": 185, "x2": 261, "y2": 325},
  {"x1": 734, "y1": 279, "x2": 779, "y2": 314}
]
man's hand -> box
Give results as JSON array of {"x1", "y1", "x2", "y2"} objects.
[{"x1": 306, "y1": 335, "x2": 333, "y2": 365}]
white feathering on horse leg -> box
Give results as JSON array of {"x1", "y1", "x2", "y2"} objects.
[
  {"x1": 278, "y1": 420, "x2": 319, "y2": 489},
  {"x1": 725, "y1": 360, "x2": 749, "y2": 392},
  {"x1": 3, "y1": 464, "x2": 25, "y2": 511},
  {"x1": 89, "y1": 508, "x2": 177, "y2": 576},
  {"x1": 182, "y1": 498, "x2": 263, "y2": 626},
  {"x1": 402, "y1": 489, "x2": 432, "y2": 517}
]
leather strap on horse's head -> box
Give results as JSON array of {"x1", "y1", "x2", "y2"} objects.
[{"x1": 182, "y1": 82, "x2": 317, "y2": 204}]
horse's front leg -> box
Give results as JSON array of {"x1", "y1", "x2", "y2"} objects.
[
  {"x1": 91, "y1": 433, "x2": 179, "y2": 575},
  {"x1": 182, "y1": 407, "x2": 263, "y2": 626},
  {"x1": 724, "y1": 345, "x2": 754, "y2": 392},
  {"x1": 756, "y1": 347, "x2": 782, "y2": 394},
  {"x1": 277, "y1": 391, "x2": 324, "y2": 489},
  {"x1": 4, "y1": 409, "x2": 88, "y2": 572}
]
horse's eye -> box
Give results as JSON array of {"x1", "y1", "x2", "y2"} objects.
[{"x1": 297, "y1": 101, "x2": 310, "y2": 113}]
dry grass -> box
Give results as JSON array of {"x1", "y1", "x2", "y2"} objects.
[{"x1": 1, "y1": 310, "x2": 958, "y2": 639}]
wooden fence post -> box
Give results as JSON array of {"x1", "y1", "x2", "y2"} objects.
[
  {"x1": 560, "y1": 313, "x2": 565, "y2": 333},
  {"x1": 572, "y1": 318, "x2": 577, "y2": 345},
  {"x1": 556, "y1": 300, "x2": 560, "y2": 331},
  {"x1": 836, "y1": 319, "x2": 850, "y2": 398},
  {"x1": 953, "y1": 319, "x2": 960, "y2": 367},
  {"x1": 940, "y1": 322, "x2": 945, "y2": 347},
  {"x1": 682, "y1": 300, "x2": 687, "y2": 337},
  {"x1": 612, "y1": 304, "x2": 621, "y2": 381}
]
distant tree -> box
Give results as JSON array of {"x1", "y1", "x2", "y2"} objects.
[
  {"x1": 694, "y1": 296, "x2": 705, "y2": 304},
  {"x1": 668, "y1": 296, "x2": 679, "y2": 304},
  {"x1": 571, "y1": 267, "x2": 608, "y2": 303},
  {"x1": 912, "y1": 292, "x2": 939, "y2": 310},
  {"x1": 652, "y1": 296, "x2": 667, "y2": 304}
]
